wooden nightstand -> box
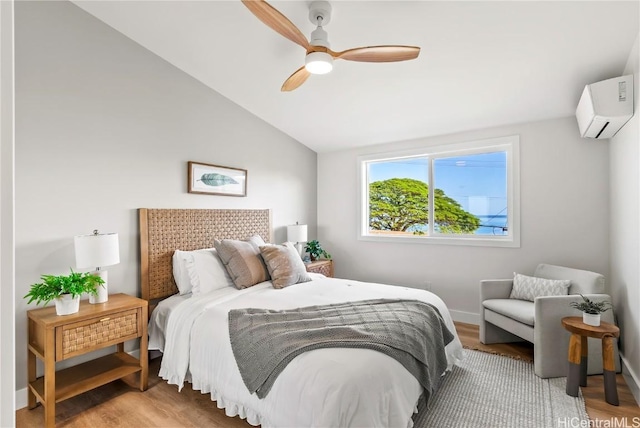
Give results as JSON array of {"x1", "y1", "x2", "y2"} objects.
[
  {"x1": 27, "y1": 293, "x2": 148, "y2": 427},
  {"x1": 306, "y1": 259, "x2": 334, "y2": 278}
]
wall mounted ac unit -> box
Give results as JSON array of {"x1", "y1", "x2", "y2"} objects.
[{"x1": 576, "y1": 75, "x2": 634, "y2": 139}]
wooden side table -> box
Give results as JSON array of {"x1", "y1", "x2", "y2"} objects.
[
  {"x1": 306, "y1": 259, "x2": 334, "y2": 278},
  {"x1": 27, "y1": 293, "x2": 148, "y2": 427},
  {"x1": 561, "y1": 316, "x2": 619, "y2": 405}
]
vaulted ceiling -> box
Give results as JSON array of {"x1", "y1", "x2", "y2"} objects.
[{"x1": 73, "y1": 1, "x2": 639, "y2": 153}]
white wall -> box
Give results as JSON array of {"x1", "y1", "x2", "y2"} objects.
[
  {"x1": 610, "y1": 33, "x2": 640, "y2": 404},
  {"x1": 318, "y1": 117, "x2": 610, "y2": 322},
  {"x1": 1, "y1": 0, "x2": 16, "y2": 424},
  {"x1": 14, "y1": 0, "x2": 317, "y2": 394}
]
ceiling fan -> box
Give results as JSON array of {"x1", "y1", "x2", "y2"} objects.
[{"x1": 241, "y1": 0, "x2": 421, "y2": 92}]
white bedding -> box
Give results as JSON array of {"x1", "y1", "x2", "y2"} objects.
[
  {"x1": 148, "y1": 292, "x2": 191, "y2": 352},
  {"x1": 154, "y1": 274, "x2": 464, "y2": 428}
]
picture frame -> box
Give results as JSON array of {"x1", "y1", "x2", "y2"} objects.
[{"x1": 188, "y1": 161, "x2": 247, "y2": 197}]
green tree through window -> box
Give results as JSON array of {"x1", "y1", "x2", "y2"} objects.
[{"x1": 369, "y1": 178, "x2": 481, "y2": 234}]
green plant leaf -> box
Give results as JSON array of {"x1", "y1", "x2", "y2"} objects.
[
  {"x1": 24, "y1": 268, "x2": 104, "y2": 306},
  {"x1": 569, "y1": 294, "x2": 612, "y2": 314},
  {"x1": 304, "y1": 240, "x2": 331, "y2": 259}
]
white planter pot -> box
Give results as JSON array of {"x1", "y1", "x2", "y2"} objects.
[
  {"x1": 583, "y1": 312, "x2": 601, "y2": 327},
  {"x1": 54, "y1": 294, "x2": 80, "y2": 316}
]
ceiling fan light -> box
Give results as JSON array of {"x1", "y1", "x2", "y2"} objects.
[{"x1": 305, "y1": 51, "x2": 333, "y2": 75}]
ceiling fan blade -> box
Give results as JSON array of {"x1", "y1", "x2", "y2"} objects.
[
  {"x1": 333, "y1": 45, "x2": 420, "y2": 63},
  {"x1": 281, "y1": 66, "x2": 311, "y2": 92},
  {"x1": 241, "y1": 0, "x2": 309, "y2": 50}
]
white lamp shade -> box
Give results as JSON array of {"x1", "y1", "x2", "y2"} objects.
[
  {"x1": 74, "y1": 232, "x2": 120, "y2": 269},
  {"x1": 287, "y1": 224, "x2": 308, "y2": 243}
]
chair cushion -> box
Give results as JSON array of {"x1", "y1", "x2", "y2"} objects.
[{"x1": 483, "y1": 299, "x2": 535, "y2": 326}]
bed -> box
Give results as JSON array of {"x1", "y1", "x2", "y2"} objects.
[{"x1": 139, "y1": 208, "x2": 464, "y2": 428}]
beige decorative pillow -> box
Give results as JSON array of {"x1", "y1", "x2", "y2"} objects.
[
  {"x1": 214, "y1": 236, "x2": 270, "y2": 289},
  {"x1": 259, "y1": 242, "x2": 312, "y2": 289},
  {"x1": 509, "y1": 272, "x2": 571, "y2": 301}
]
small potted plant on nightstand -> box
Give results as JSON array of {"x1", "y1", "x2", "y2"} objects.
[
  {"x1": 304, "y1": 240, "x2": 331, "y2": 261},
  {"x1": 570, "y1": 294, "x2": 612, "y2": 327},
  {"x1": 24, "y1": 269, "x2": 104, "y2": 315}
]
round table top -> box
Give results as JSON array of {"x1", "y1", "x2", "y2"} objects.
[{"x1": 561, "y1": 316, "x2": 620, "y2": 338}]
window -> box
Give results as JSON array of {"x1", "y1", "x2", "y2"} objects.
[{"x1": 358, "y1": 135, "x2": 519, "y2": 247}]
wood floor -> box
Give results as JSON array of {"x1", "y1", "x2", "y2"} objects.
[{"x1": 17, "y1": 322, "x2": 640, "y2": 427}]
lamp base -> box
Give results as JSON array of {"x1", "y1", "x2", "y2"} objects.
[
  {"x1": 294, "y1": 242, "x2": 304, "y2": 258},
  {"x1": 90, "y1": 270, "x2": 109, "y2": 304}
]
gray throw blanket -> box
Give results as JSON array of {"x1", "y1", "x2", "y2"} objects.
[{"x1": 228, "y1": 299, "x2": 454, "y2": 399}]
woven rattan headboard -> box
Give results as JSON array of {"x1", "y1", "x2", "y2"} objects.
[{"x1": 139, "y1": 208, "x2": 272, "y2": 303}]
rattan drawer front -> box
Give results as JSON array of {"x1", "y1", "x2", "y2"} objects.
[
  {"x1": 309, "y1": 264, "x2": 331, "y2": 277},
  {"x1": 306, "y1": 261, "x2": 333, "y2": 278},
  {"x1": 59, "y1": 309, "x2": 140, "y2": 360}
]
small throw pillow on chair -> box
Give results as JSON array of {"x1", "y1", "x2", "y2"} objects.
[{"x1": 509, "y1": 272, "x2": 571, "y2": 301}]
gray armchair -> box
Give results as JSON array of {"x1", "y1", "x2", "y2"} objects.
[{"x1": 480, "y1": 263, "x2": 620, "y2": 378}]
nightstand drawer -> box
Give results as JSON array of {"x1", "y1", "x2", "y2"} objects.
[
  {"x1": 57, "y1": 308, "x2": 141, "y2": 360},
  {"x1": 306, "y1": 260, "x2": 334, "y2": 278}
]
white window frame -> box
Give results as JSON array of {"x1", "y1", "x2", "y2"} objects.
[{"x1": 357, "y1": 135, "x2": 520, "y2": 248}]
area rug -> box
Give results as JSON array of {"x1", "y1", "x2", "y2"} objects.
[{"x1": 413, "y1": 349, "x2": 589, "y2": 428}]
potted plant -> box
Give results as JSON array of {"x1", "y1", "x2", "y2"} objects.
[
  {"x1": 24, "y1": 269, "x2": 104, "y2": 315},
  {"x1": 570, "y1": 294, "x2": 612, "y2": 326},
  {"x1": 304, "y1": 240, "x2": 331, "y2": 261}
]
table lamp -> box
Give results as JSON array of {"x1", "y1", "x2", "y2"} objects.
[
  {"x1": 74, "y1": 230, "x2": 120, "y2": 304},
  {"x1": 287, "y1": 223, "x2": 308, "y2": 258}
]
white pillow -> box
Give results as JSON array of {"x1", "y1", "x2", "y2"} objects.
[
  {"x1": 172, "y1": 249, "x2": 197, "y2": 295},
  {"x1": 509, "y1": 272, "x2": 571, "y2": 301},
  {"x1": 186, "y1": 249, "x2": 235, "y2": 295},
  {"x1": 172, "y1": 248, "x2": 234, "y2": 295}
]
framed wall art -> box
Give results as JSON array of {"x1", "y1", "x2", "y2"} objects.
[{"x1": 188, "y1": 161, "x2": 247, "y2": 197}]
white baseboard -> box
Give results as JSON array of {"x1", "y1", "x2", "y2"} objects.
[
  {"x1": 450, "y1": 309, "x2": 479, "y2": 325},
  {"x1": 16, "y1": 349, "x2": 142, "y2": 411},
  {"x1": 620, "y1": 353, "x2": 640, "y2": 406},
  {"x1": 16, "y1": 387, "x2": 27, "y2": 411}
]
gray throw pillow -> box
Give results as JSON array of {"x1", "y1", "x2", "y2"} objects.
[
  {"x1": 260, "y1": 242, "x2": 312, "y2": 289},
  {"x1": 214, "y1": 236, "x2": 270, "y2": 289},
  {"x1": 509, "y1": 272, "x2": 571, "y2": 301}
]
